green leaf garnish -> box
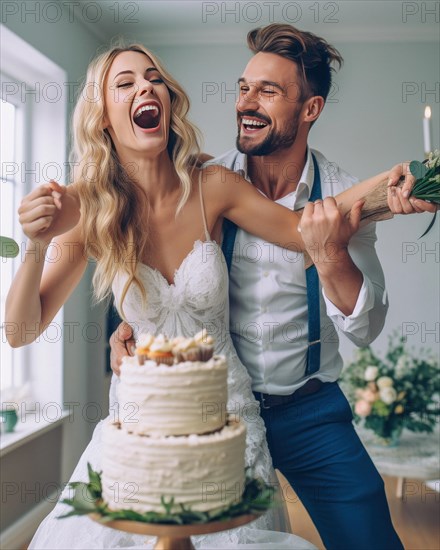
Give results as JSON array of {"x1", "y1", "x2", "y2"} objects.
[{"x1": 58, "y1": 463, "x2": 274, "y2": 525}]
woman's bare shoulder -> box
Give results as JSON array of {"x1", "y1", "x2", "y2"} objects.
[{"x1": 198, "y1": 164, "x2": 242, "y2": 195}]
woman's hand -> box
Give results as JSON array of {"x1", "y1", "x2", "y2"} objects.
[
  {"x1": 18, "y1": 180, "x2": 81, "y2": 247},
  {"x1": 387, "y1": 162, "x2": 438, "y2": 214},
  {"x1": 300, "y1": 197, "x2": 364, "y2": 265}
]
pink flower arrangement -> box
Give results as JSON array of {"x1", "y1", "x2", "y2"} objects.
[
  {"x1": 354, "y1": 400, "x2": 372, "y2": 417},
  {"x1": 342, "y1": 335, "x2": 439, "y2": 443}
]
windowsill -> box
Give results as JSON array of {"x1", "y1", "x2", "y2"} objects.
[{"x1": 0, "y1": 410, "x2": 71, "y2": 457}]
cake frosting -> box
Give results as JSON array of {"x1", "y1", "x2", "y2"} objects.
[
  {"x1": 117, "y1": 355, "x2": 228, "y2": 436},
  {"x1": 102, "y1": 418, "x2": 246, "y2": 513},
  {"x1": 101, "y1": 332, "x2": 246, "y2": 514}
]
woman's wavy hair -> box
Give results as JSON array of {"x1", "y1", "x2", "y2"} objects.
[{"x1": 70, "y1": 44, "x2": 201, "y2": 316}]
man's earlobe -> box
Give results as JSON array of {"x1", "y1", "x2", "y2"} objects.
[{"x1": 305, "y1": 96, "x2": 325, "y2": 122}]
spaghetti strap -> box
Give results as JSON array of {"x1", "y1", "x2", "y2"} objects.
[{"x1": 198, "y1": 170, "x2": 211, "y2": 241}]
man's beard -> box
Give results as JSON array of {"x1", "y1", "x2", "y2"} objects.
[{"x1": 236, "y1": 110, "x2": 300, "y2": 156}]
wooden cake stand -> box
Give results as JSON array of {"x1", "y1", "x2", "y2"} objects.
[{"x1": 90, "y1": 512, "x2": 260, "y2": 549}]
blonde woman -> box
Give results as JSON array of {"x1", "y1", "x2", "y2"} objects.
[{"x1": 6, "y1": 44, "x2": 417, "y2": 548}]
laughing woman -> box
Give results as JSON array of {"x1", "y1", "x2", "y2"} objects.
[{"x1": 6, "y1": 44, "x2": 419, "y2": 549}]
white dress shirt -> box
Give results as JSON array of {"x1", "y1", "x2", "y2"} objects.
[{"x1": 209, "y1": 147, "x2": 388, "y2": 395}]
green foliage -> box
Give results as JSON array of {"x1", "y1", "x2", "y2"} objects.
[
  {"x1": 59, "y1": 465, "x2": 274, "y2": 525},
  {"x1": 341, "y1": 332, "x2": 440, "y2": 440},
  {"x1": 409, "y1": 151, "x2": 440, "y2": 237},
  {"x1": 0, "y1": 236, "x2": 19, "y2": 258},
  {"x1": 410, "y1": 151, "x2": 440, "y2": 204}
]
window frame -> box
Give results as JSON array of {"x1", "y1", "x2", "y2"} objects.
[
  {"x1": 1, "y1": 73, "x2": 30, "y2": 391},
  {"x1": 1, "y1": 24, "x2": 67, "y2": 410}
]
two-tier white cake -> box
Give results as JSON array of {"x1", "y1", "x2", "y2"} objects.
[{"x1": 101, "y1": 332, "x2": 246, "y2": 513}]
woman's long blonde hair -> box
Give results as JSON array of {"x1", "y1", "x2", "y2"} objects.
[{"x1": 70, "y1": 44, "x2": 201, "y2": 315}]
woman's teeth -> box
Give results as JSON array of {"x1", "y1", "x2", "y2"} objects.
[
  {"x1": 133, "y1": 105, "x2": 160, "y2": 129},
  {"x1": 134, "y1": 104, "x2": 159, "y2": 118}
]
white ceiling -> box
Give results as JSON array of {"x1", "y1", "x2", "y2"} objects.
[{"x1": 75, "y1": 0, "x2": 440, "y2": 45}]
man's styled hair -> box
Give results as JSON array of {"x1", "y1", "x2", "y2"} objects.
[{"x1": 247, "y1": 23, "x2": 343, "y2": 102}]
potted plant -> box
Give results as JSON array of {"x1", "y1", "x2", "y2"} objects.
[{"x1": 0, "y1": 236, "x2": 19, "y2": 258}]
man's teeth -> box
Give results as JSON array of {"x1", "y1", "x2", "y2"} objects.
[
  {"x1": 242, "y1": 118, "x2": 267, "y2": 127},
  {"x1": 134, "y1": 105, "x2": 159, "y2": 119}
]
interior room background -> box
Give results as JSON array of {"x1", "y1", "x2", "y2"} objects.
[{"x1": 1, "y1": 1, "x2": 438, "y2": 546}]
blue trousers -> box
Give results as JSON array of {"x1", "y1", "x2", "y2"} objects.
[{"x1": 259, "y1": 382, "x2": 403, "y2": 550}]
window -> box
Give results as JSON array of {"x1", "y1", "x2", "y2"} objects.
[
  {"x1": 1, "y1": 25, "x2": 66, "y2": 406},
  {"x1": 1, "y1": 82, "x2": 26, "y2": 392}
]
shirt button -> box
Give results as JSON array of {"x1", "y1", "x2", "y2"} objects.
[{"x1": 263, "y1": 271, "x2": 269, "y2": 277}]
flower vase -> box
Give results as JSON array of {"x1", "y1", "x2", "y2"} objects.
[
  {"x1": 0, "y1": 409, "x2": 18, "y2": 433},
  {"x1": 371, "y1": 425, "x2": 403, "y2": 448}
]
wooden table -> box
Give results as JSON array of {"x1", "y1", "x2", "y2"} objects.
[{"x1": 356, "y1": 427, "x2": 440, "y2": 499}]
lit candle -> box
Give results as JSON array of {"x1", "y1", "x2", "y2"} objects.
[{"x1": 423, "y1": 106, "x2": 431, "y2": 156}]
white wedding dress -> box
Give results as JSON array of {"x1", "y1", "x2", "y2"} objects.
[{"x1": 29, "y1": 179, "x2": 315, "y2": 550}]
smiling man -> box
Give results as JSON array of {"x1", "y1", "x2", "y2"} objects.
[
  {"x1": 212, "y1": 25, "x2": 405, "y2": 550},
  {"x1": 110, "y1": 23, "x2": 435, "y2": 549}
]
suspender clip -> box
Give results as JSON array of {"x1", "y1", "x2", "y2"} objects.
[{"x1": 308, "y1": 339, "x2": 321, "y2": 346}]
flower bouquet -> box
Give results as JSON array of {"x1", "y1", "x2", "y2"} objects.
[
  {"x1": 360, "y1": 150, "x2": 440, "y2": 233},
  {"x1": 341, "y1": 334, "x2": 440, "y2": 446}
]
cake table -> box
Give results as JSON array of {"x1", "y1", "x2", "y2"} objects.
[{"x1": 356, "y1": 426, "x2": 440, "y2": 498}]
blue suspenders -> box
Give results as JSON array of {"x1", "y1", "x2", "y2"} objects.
[
  {"x1": 221, "y1": 153, "x2": 322, "y2": 376},
  {"x1": 304, "y1": 155, "x2": 322, "y2": 375},
  {"x1": 221, "y1": 218, "x2": 238, "y2": 273}
]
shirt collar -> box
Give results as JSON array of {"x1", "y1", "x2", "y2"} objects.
[
  {"x1": 234, "y1": 147, "x2": 316, "y2": 208},
  {"x1": 294, "y1": 148, "x2": 315, "y2": 209},
  {"x1": 231, "y1": 150, "x2": 251, "y2": 182}
]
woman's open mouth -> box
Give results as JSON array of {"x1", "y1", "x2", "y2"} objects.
[{"x1": 133, "y1": 102, "x2": 161, "y2": 131}]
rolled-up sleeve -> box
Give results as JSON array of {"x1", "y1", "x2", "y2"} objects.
[{"x1": 322, "y1": 221, "x2": 388, "y2": 346}]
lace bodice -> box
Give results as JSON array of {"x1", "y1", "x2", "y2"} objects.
[{"x1": 112, "y1": 239, "x2": 229, "y2": 346}]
